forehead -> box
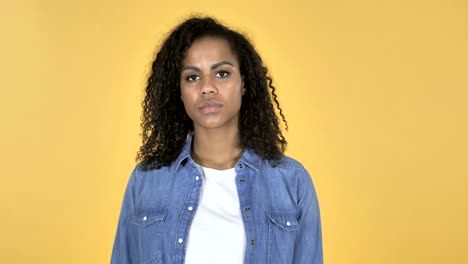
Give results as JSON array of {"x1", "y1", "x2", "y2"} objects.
[{"x1": 182, "y1": 36, "x2": 239, "y2": 65}]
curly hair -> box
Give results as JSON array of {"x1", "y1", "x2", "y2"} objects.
[{"x1": 136, "y1": 16, "x2": 287, "y2": 171}]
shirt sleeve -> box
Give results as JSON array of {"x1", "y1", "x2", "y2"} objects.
[
  {"x1": 293, "y1": 167, "x2": 323, "y2": 263},
  {"x1": 110, "y1": 166, "x2": 137, "y2": 264}
]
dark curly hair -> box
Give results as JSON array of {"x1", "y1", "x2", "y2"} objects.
[{"x1": 136, "y1": 16, "x2": 287, "y2": 171}]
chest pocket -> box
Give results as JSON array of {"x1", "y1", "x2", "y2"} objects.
[
  {"x1": 267, "y1": 211, "x2": 299, "y2": 264},
  {"x1": 130, "y1": 209, "x2": 167, "y2": 264}
]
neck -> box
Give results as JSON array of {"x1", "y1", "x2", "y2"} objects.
[{"x1": 191, "y1": 128, "x2": 243, "y2": 170}]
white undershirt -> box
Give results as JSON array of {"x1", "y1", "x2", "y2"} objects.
[{"x1": 184, "y1": 165, "x2": 246, "y2": 264}]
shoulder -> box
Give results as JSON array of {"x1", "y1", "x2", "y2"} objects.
[
  {"x1": 276, "y1": 155, "x2": 307, "y2": 170},
  {"x1": 260, "y1": 155, "x2": 308, "y2": 175},
  {"x1": 126, "y1": 162, "x2": 173, "y2": 187},
  {"x1": 253, "y1": 155, "x2": 316, "y2": 211},
  {"x1": 254, "y1": 155, "x2": 312, "y2": 187},
  {"x1": 122, "y1": 162, "x2": 176, "y2": 207},
  {"x1": 259, "y1": 155, "x2": 315, "y2": 190}
]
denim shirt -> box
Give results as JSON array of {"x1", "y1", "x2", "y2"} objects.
[{"x1": 111, "y1": 135, "x2": 323, "y2": 264}]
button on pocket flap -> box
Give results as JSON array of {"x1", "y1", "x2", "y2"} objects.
[
  {"x1": 131, "y1": 209, "x2": 167, "y2": 227},
  {"x1": 268, "y1": 211, "x2": 299, "y2": 231}
]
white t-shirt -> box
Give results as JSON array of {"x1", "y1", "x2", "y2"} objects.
[{"x1": 184, "y1": 165, "x2": 246, "y2": 264}]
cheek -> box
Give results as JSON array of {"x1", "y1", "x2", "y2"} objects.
[
  {"x1": 180, "y1": 91, "x2": 186, "y2": 103},
  {"x1": 180, "y1": 88, "x2": 190, "y2": 103},
  {"x1": 180, "y1": 89, "x2": 196, "y2": 113},
  {"x1": 230, "y1": 90, "x2": 243, "y2": 109}
]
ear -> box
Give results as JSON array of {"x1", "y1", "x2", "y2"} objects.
[
  {"x1": 241, "y1": 76, "x2": 246, "y2": 95},
  {"x1": 179, "y1": 84, "x2": 184, "y2": 101}
]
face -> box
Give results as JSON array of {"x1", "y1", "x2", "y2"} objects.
[{"x1": 180, "y1": 36, "x2": 245, "y2": 131}]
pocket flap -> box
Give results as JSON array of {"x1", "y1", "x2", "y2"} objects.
[
  {"x1": 267, "y1": 211, "x2": 299, "y2": 231},
  {"x1": 131, "y1": 209, "x2": 167, "y2": 227}
]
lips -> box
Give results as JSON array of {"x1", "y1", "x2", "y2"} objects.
[{"x1": 199, "y1": 100, "x2": 223, "y2": 114}]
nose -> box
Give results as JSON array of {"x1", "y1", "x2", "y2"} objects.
[{"x1": 200, "y1": 77, "x2": 218, "y2": 95}]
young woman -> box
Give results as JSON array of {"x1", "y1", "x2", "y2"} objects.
[{"x1": 111, "y1": 17, "x2": 323, "y2": 264}]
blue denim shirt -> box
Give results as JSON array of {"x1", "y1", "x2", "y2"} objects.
[{"x1": 111, "y1": 135, "x2": 323, "y2": 264}]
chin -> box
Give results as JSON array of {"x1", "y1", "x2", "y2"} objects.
[
  {"x1": 191, "y1": 112, "x2": 240, "y2": 130},
  {"x1": 194, "y1": 118, "x2": 236, "y2": 130},
  {"x1": 198, "y1": 122, "x2": 228, "y2": 130}
]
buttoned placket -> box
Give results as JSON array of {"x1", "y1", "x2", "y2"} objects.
[
  {"x1": 174, "y1": 164, "x2": 204, "y2": 264},
  {"x1": 235, "y1": 161, "x2": 256, "y2": 264}
]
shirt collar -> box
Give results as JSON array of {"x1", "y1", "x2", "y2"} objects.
[{"x1": 174, "y1": 132, "x2": 261, "y2": 172}]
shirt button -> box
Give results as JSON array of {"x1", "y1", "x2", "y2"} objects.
[
  {"x1": 195, "y1": 176, "x2": 200, "y2": 181},
  {"x1": 240, "y1": 178, "x2": 245, "y2": 183},
  {"x1": 239, "y1": 163, "x2": 244, "y2": 169},
  {"x1": 245, "y1": 207, "x2": 251, "y2": 211},
  {"x1": 178, "y1": 238, "x2": 184, "y2": 244},
  {"x1": 142, "y1": 216, "x2": 147, "y2": 221},
  {"x1": 250, "y1": 239, "x2": 255, "y2": 245},
  {"x1": 187, "y1": 206, "x2": 193, "y2": 211},
  {"x1": 286, "y1": 221, "x2": 291, "y2": 226}
]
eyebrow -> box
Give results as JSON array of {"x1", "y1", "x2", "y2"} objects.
[{"x1": 181, "y1": 61, "x2": 234, "y2": 72}]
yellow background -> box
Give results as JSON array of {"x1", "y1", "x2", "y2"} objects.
[{"x1": 1, "y1": 0, "x2": 467, "y2": 263}]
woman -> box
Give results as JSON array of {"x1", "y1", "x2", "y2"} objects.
[{"x1": 111, "y1": 16, "x2": 323, "y2": 264}]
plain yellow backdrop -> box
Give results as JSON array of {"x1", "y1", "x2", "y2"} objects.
[{"x1": 1, "y1": 0, "x2": 467, "y2": 263}]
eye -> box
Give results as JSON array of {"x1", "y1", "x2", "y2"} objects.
[
  {"x1": 185, "y1": 75, "x2": 200, "y2": 82},
  {"x1": 215, "y1": 71, "x2": 230, "y2": 78}
]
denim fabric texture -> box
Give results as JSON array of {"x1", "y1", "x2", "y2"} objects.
[{"x1": 111, "y1": 134, "x2": 323, "y2": 264}]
